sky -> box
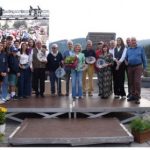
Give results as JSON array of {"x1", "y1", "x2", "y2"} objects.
[{"x1": 0, "y1": 0, "x2": 150, "y2": 42}]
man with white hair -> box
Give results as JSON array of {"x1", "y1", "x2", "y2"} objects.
[
  {"x1": 63, "y1": 40, "x2": 74, "y2": 96},
  {"x1": 125, "y1": 37, "x2": 147, "y2": 104},
  {"x1": 32, "y1": 40, "x2": 47, "y2": 98},
  {"x1": 47, "y1": 43, "x2": 63, "y2": 96}
]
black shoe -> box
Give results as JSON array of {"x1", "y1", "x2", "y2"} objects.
[
  {"x1": 98, "y1": 93, "x2": 101, "y2": 96},
  {"x1": 40, "y1": 94, "x2": 45, "y2": 98},
  {"x1": 13, "y1": 95, "x2": 18, "y2": 100},
  {"x1": 127, "y1": 95, "x2": 137, "y2": 101},
  {"x1": 101, "y1": 96, "x2": 108, "y2": 99},
  {"x1": 18, "y1": 96, "x2": 23, "y2": 99},
  {"x1": 79, "y1": 96, "x2": 83, "y2": 99},
  {"x1": 23, "y1": 96, "x2": 27, "y2": 99},
  {"x1": 72, "y1": 97, "x2": 76, "y2": 100},
  {"x1": 135, "y1": 100, "x2": 140, "y2": 104},
  {"x1": 127, "y1": 94, "x2": 131, "y2": 98},
  {"x1": 65, "y1": 93, "x2": 69, "y2": 96}
]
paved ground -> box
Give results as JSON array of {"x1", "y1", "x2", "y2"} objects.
[{"x1": 0, "y1": 85, "x2": 150, "y2": 147}]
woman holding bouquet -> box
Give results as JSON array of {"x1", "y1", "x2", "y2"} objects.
[{"x1": 71, "y1": 44, "x2": 85, "y2": 99}]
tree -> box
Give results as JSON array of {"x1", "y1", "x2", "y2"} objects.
[{"x1": 13, "y1": 20, "x2": 27, "y2": 29}]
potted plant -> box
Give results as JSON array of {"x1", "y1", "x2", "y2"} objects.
[
  {"x1": 130, "y1": 115, "x2": 150, "y2": 143},
  {"x1": 0, "y1": 107, "x2": 7, "y2": 136}
]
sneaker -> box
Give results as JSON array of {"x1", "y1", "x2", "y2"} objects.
[
  {"x1": 121, "y1": 96, "x2": 126, "y2": 100},
  {"x1": 0, "y1": 99, "x2": 5, "y2": 104},
  {"x1": 114, "y1": 95, "x2": 120, "y2": 99}
]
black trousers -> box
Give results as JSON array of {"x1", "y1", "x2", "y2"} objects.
[
  {"x1": 112, "y1": 62, "x2": 126, "y2": 96},
  {"x1": 33, "y1": 68, "x2": 45, "y2": 95}
]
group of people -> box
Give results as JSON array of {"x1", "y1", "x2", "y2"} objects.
[{"x1": 0, "y1": 35, "x2": 147, "y2": 105}]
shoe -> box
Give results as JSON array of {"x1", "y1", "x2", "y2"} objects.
[
  {"x1": 51, "y1": 93, "x2": 55, "y2": 96},
  {"x1": 101, "y1": 96, "x2": 108, "y2": 99},
  {"x1": 98, "y1": 93, "x2": 101, "y2": 96},
  {"x1": 65, "y1": 93, "x2": 69, "y2": 96},
  {"x1": 23, "y1": 96, "x2": 27, "y2": 99},
  {"x1": 40, "y1": 94, "x2": 45, "y2": 98},
  {"x1": 83, "y1": 92, "x2": 86, "y2": 96},
  {"x1": 127, "y1": 94, "x2": 131, "y2": 98},
  {"x1": 12, "y1": 95, "x2": 18, "y2": 100},
  {"x1": 0, "y1": 99, "x2": 5, "y2": 104},
  {"x1": 58, "y1": 93, "x2": 64, "y2": 96},
  {"x1": 135, "y1": 100, "x2": 140, "y2": 104},
  {"x1": 121, "y1": 96, "x2": 126, "y2": 100},
  {"x1": 88, "y1": 92, "x2": 93, "y2": 96},
  {"x1": 18, "y1": 96, "x2": 23, "y2": 99},
  {"x1": 114, "y1": 95, "x2": 120, "y2": 99},
  {"x1": 79, "y1": 96, "x2": 83, "y2": 99},
  {"x1": 127, "y1": 95, "x2": 137, "y2": 101},
  {"x1": 72, "y1": 97, "x2": 76, "y2": 100}
]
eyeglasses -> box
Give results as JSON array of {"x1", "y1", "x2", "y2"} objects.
[{"x1": 52, "y1": 47, "x2": 57, "y2": 49}]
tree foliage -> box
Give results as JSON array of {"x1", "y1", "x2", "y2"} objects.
[{"x1": 13, "y1": 20, "x2": 27, "y2": 29}]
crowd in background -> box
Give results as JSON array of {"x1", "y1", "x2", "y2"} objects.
[{"x1": 0, "y1": 33, "x2": 147, "y2": 105}]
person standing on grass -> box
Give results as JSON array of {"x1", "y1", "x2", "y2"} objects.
[{"x1": 125, "y1": 37, "x2": 147, "y2": 104}]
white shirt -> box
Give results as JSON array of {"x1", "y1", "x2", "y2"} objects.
[
  {"x1": 111, "y1": 47, "x2": 127, "y2": 63},
  {"x1": 18, "y1": 52, "x2": 30, "y2": 65}
]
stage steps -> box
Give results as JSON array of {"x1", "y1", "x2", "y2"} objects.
[{"x1": 8, "y1": 118, "x2": 133, "y2": 146}]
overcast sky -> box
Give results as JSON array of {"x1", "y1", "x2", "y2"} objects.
[{"x1": 0, "y1": 0, "x2": 150, "y2": 42}]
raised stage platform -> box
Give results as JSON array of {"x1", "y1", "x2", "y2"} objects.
[
  {"x1": 1, "y1": 94, "x2": 150, "y2": 123},
  {"x1": 8, "y1": 118, "x2": 133, "y2": 146}
]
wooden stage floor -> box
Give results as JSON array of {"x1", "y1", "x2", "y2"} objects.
[{"x1": 1, "y1": 94, "x2": 150, "y2": 123}]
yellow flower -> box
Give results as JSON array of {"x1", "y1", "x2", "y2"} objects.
[{"x1": 0, "y1": 107, "x2": 7, "y2": 113}]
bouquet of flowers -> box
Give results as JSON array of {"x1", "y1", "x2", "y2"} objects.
[{"x1": 64, "y1": 56, "x2": 78, "y2": 69}]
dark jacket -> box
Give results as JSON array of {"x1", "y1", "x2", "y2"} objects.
[
  {"x1": 0, "y1": 52, "x2": 8, "y2": 73},
  {"x1": 8, "y1": 54, "x2": 20, "y2": 74},
  {"x1": 47, "y1": 52, "x2": 63, "y2": 72}
]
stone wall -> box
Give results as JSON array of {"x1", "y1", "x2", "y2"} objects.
[{"x1": 86, "y1": 32, "x2": 116, "y2": 50}]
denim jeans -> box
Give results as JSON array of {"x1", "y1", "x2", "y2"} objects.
[
  {"x1": 1, "y1": 75, "x2": 8, "y2": 99},
  {"x1": 18, "y1": 68, "x2": 31, "y2": 97},
  {"x1": 71, "y1": 70, "x2": 83, "y2": 97},
  {"x1": 49, "y1": 71, "x2": 61, "y2": 94}
]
